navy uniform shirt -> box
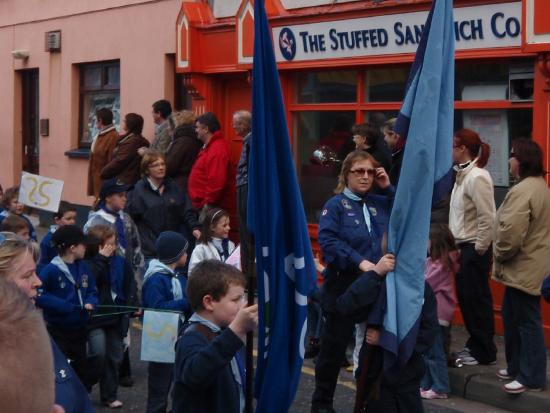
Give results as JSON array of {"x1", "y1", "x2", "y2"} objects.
[{"x1": 318, "y1": 187, "x2": 394, "y2": 312}]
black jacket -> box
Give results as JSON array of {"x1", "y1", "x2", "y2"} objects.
[
  {"x1": 126, "y1": 177, "x2": 199, "y2": 259},
  {"x1": 166, "y1": 125, "x2": 201, "y2": 191},
  {"x1": 86, "y1": 254, "x2": 136, "y2": 329}
]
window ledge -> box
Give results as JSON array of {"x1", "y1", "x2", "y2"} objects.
[{"x1": 64, "y1": 148, "x2": 91, "y2": 159}]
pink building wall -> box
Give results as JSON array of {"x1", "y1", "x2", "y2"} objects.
[{"x1": 0, "y1": 0, "x2": 181, "y2": 206}]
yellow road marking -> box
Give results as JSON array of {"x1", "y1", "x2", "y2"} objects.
[{"x1": 135, "y1": 330, "x2": 356, "y2": 391}]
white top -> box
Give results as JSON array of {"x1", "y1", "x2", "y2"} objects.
[{"x1": 188, "y1": 239, "x2": 236, "y2": 275}]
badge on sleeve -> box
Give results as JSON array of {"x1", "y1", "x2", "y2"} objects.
[
  {"x1": 81, "y1": 274, "x2": 89, "y2": 289},
  {"x1": 322, "y1": 209, "x2": 328, "y2": 216}
]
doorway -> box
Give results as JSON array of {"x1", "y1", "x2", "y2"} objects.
[{"x1": 21, "y1": 69, "x2": 39, "y2": 174}]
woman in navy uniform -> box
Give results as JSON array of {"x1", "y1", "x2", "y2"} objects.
[{"x1": 311, "y1": 150, "x2": 394, "y2": 413}]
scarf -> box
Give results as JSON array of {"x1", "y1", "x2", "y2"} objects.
[
  {"x1": 143, "y1": 259, "x2": 183, "y2": 301},
  {"x1": 109, "y1": 255, "x2": 126, "y2": 302},
  {"x1": 51, "y1": 256, "x2": 83, "y2": 307},
  {"x1": 101, "y1": 204, "x2": 128, "y2": 250},
  {"x1": 343, "y1": 187, "x2": 373, "y2": 235},
  {"x1": 212, "y1": 237, "x2": 230, "y2": 261}
]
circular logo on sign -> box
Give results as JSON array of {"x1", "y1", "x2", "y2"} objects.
[{"x1": 279, "y1": 28, "x2": 296, "y2": 61}]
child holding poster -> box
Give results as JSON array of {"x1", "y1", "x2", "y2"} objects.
[
  {"x1": 142, "y1": 231, "x2": 191, "y2": 413},
  {"x1": 0, "y1": 186, "x2": 37, "y2": 240}
]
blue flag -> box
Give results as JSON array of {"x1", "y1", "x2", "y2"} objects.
[
  {"x1": 248, "y1": 1, "x2": 317, "y2": 412},
  {"x1": 380, "y1": 0, "x2": 455, "y2": 369}
]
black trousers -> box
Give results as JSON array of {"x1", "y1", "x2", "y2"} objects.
[
  {"x1": 48, "y1": 326, "x2": 88, "y2": 384},
  {"x1": 311, "y1": 311, "x2": 355, "y2": 410},
  {"x1": 455, "y1": 243, "x2": 497, "y2": 363},
  {"x1": 146, "y1": 362, "x2": 173, "y2": 413},
  {"x1": 502, "y1": 287, "x2": 547, "y2": 388}
]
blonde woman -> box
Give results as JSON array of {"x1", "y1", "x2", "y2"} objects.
[
  {"x1": 165, "y1": 110, "x2": 202, "y2": 191},
  {"x1": 0, "y1": 232, "x2": 93, "y2": 413}
]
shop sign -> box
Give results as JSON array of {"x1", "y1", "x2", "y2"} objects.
[{"x1": 273, "y1": 2, "x2": 521, "y2": 62}]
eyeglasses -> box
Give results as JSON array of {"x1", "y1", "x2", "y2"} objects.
[
  {"x1": 349, "y1": 168, "x2": 375, "y2": 177},
  {"x1": 149, "y1": 162, "x2": 165, "y2": 168}
]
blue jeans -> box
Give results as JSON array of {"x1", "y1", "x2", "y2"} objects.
[
  {"x1": 502, "y1": 286, "x2": 547, "y2": 389},
  {"x1": 421, "y1": 327, "x2": 450, "y2": 393},
  {"x1": 87, "y1": 323, "x2": 124, "y2": 402}
]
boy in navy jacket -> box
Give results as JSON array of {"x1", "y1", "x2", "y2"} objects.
[
  {"x1": 37, "y1": 225, "x2": 98, "y2": 383},
  {"x1": 38, "y1": 201, "x2": 77, "y2": 273},
  {"x1": 142, "y1": 231, "x2": 191, "y2": 413},
  {"x1": 172, "y1": 260, "x2": 258, "y2": 413}
]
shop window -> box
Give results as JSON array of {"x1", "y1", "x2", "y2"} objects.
[
  {"x1": 363, "y1": 111, "x2": 399, "y2": 132},
  {"x1": 79, "y1": 61, "x2": 120, "y2": 147},
  {"x1": 294, "y1": 111, "x2": 355, "y2": 222},
  {"x1": 454, "y1": 108, "x2": 532, "y2": 188},
  {"x1": 365, "y1": 66, "x2": 410, "y2": 102},
  {"x1": 296, "y1": 71, "x2": 357, "y2": 103},
  {"x1": 455, "y1": 60, "x2": 533, "y2": 101}
]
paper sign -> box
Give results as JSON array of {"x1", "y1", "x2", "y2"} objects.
[
  {"x1": 225, "y1": 244, "x2": 241, "y2": 270},
  {"x1": 140, "y1": 310, "x2": 180, "y2": 363},
  {"x1": 19, "y1": 172, "x2": 64, "y2": 213}
]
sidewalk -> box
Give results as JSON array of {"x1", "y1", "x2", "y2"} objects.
[{"x1": 424, "y1": 325, "x2": 550, "y2": 413}]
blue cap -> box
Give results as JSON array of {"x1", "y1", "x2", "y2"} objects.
[
  {"x1": 155, "y1": 231, "x2": 189, "y2": 264},
  {"x1": 99, "y1": 178, "x2": 131, "y2": 200}
]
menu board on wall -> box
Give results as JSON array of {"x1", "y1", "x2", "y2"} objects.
[{"x1": 463, "y1": 110, "x2": 509, "y2": 187}]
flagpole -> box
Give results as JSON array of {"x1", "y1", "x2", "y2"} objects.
[{"x1": 246, "y1": 279, "x2": 255, "y2": 413}]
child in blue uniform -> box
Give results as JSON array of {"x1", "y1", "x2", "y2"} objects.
[
  {"x1": 0, "y1": 185, "x2": 37, "y2": 240},
  {"x1": 85, "y1": 224, "x2": 136, "y2": 408},
  {"x1": 172, "y1": 260, "x2": 258, "y2": 413},
  {"x1": 142, "y1": 231, "x2": 191, "y2": 413},
  {"x1": 37, "y1": 224, "x2": 98, "y2": 384},
  {"x1": 38, "y1": 201, "x2": 78, "y2": 273}
]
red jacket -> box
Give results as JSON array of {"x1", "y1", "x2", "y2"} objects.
[{"x1": 188, "y1": 131, "x2": 235, "y2": 211}]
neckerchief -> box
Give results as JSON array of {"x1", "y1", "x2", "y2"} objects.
[
  {"x1": 343, "y1": 187, "x2": 373, "y2": 234},
  {"x1": 51, "y1": 256, "x2": 83, "y2": 307},
  {"x1": 101, "y1": 204, "x2": 127, "y2": 250},
  {"x1": 143, "y1": 259, "x2": 183, "y2": 301},
  {"x1": 212, "y1": 237, "x2": 230, "y2": 261}
]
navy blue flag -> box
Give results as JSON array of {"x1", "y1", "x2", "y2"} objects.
[
  {"x1": 380, "y1": 0, "x2": 455, "y2": 369},
  {"x1": 248, "y1": 1, "x2": 317, "y2": 412}
]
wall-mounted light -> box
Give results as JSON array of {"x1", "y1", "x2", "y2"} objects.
[{"x1": 11, "y1": 49, "x2": 29, "y2": 59}]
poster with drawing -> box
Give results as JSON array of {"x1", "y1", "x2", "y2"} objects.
[
  {"x1": 19, "y1": 172, "x2": 64, "y2": 213},
  {"x1": 141, "y1": 310, "x2": 180, "y2": 363},
  {"x1": 463, "y1": 110, "x2": 509, "y2": 187}
]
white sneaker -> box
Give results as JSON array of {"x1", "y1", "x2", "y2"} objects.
[
  {"x1": 460, "y1": 355, "x2": 479, "y2": 366},
  {"x1": 496, "y1": 369, "x2": 512, "y2": 380},
  {"x1": 503, "y1": 380, "x2": 526, "y2": 394},
  {"x1": 456, "y1": 347, "x2": 471, "y2": 357}
]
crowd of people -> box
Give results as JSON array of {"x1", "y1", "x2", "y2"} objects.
[
  {"x1": 0, "y1": 102, "x2": 255, "y2": 413},
  {"x1": 0, "y1": 100, "x2": 548, "y2": 413},
  {"x1": 309, "y1": 125, "x2": 550, "y2": 413}
]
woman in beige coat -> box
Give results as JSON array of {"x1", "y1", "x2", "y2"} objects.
[{"x1": 493, "y1": 138, "x2": 550, "y2": 394}]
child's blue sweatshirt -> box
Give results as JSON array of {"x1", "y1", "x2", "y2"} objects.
[
  {"x1": 142, "y1": 259, "x2": 190, "y2": 312},
  {"x1": 38, "y1": 225, "x2": 57, "y2": 273},
  {"x1": 172, "y1": 315, "x2": 245, "y2": 413},
  {"x1": 37, "y1": 256, "x2": 98, "y2": 329}
]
